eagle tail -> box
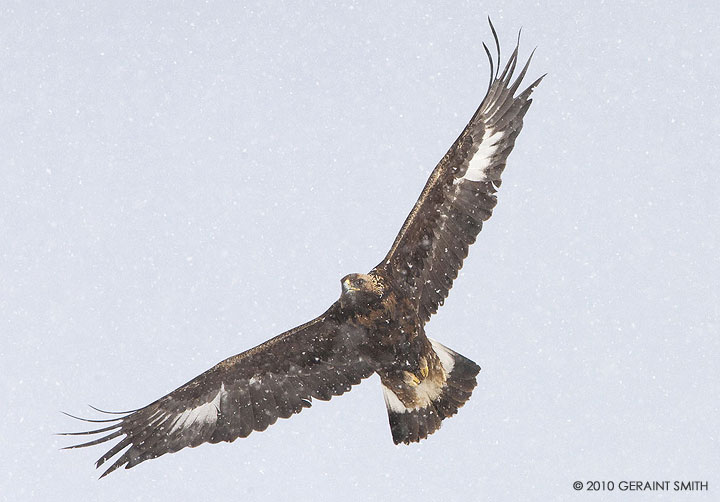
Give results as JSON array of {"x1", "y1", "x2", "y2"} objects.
[{"x1": 382, "y1": 339, "x2": 480, "y2": 445}]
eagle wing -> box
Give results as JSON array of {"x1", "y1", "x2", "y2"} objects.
[
  {"x1": 378, "y1": 24, "x2": 543, "y2": 323},
  {"x1": 62, "y1": 304, "x2": 373, "y2": 477}
]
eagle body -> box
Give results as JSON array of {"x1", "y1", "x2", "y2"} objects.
[
  {"x1": 63, "y1": 21, "x2": 543, "y2": 477},
  {"x1": 338, "y1": 270, "x2": 482, "y2": 443}
]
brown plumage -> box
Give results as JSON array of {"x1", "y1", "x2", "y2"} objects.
[{"x1": 62, "y1": 19, "x2": 543, "y2": 477}]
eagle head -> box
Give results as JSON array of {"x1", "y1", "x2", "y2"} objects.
[{"x1": 340, "y1": 273, "x2": 384, "y2": 309}]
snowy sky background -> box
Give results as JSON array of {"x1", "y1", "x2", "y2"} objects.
[{"x1": 2, "y1": 1, "x2": 719, "y2": 500}]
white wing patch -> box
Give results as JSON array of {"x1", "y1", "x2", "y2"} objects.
[
  {"x1": 168, "y1": 383, "x2": 226, "y2": 434},
  {"x1": 461, "y1": 128, "x2": 506, "y2": 182}
]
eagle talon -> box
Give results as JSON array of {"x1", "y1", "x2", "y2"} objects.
[
  {"x1": 405, "y1": 371, "x2": 421, "y2": 386},
  {"x1": 420, "y1": 365, "x2": 429, "y2": 379}
]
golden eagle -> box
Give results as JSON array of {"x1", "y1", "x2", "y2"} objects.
[{"x1": 63, "y1": 21, "x2": 543, "y2": 477}]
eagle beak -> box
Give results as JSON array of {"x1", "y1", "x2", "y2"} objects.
[{"x1": 342, "y1": 279, "x2": 354, "y2": 293}]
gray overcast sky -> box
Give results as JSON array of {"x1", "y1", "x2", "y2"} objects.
[{"x1": 2, "y1": 1, "x2": 719, "y2": 500}]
